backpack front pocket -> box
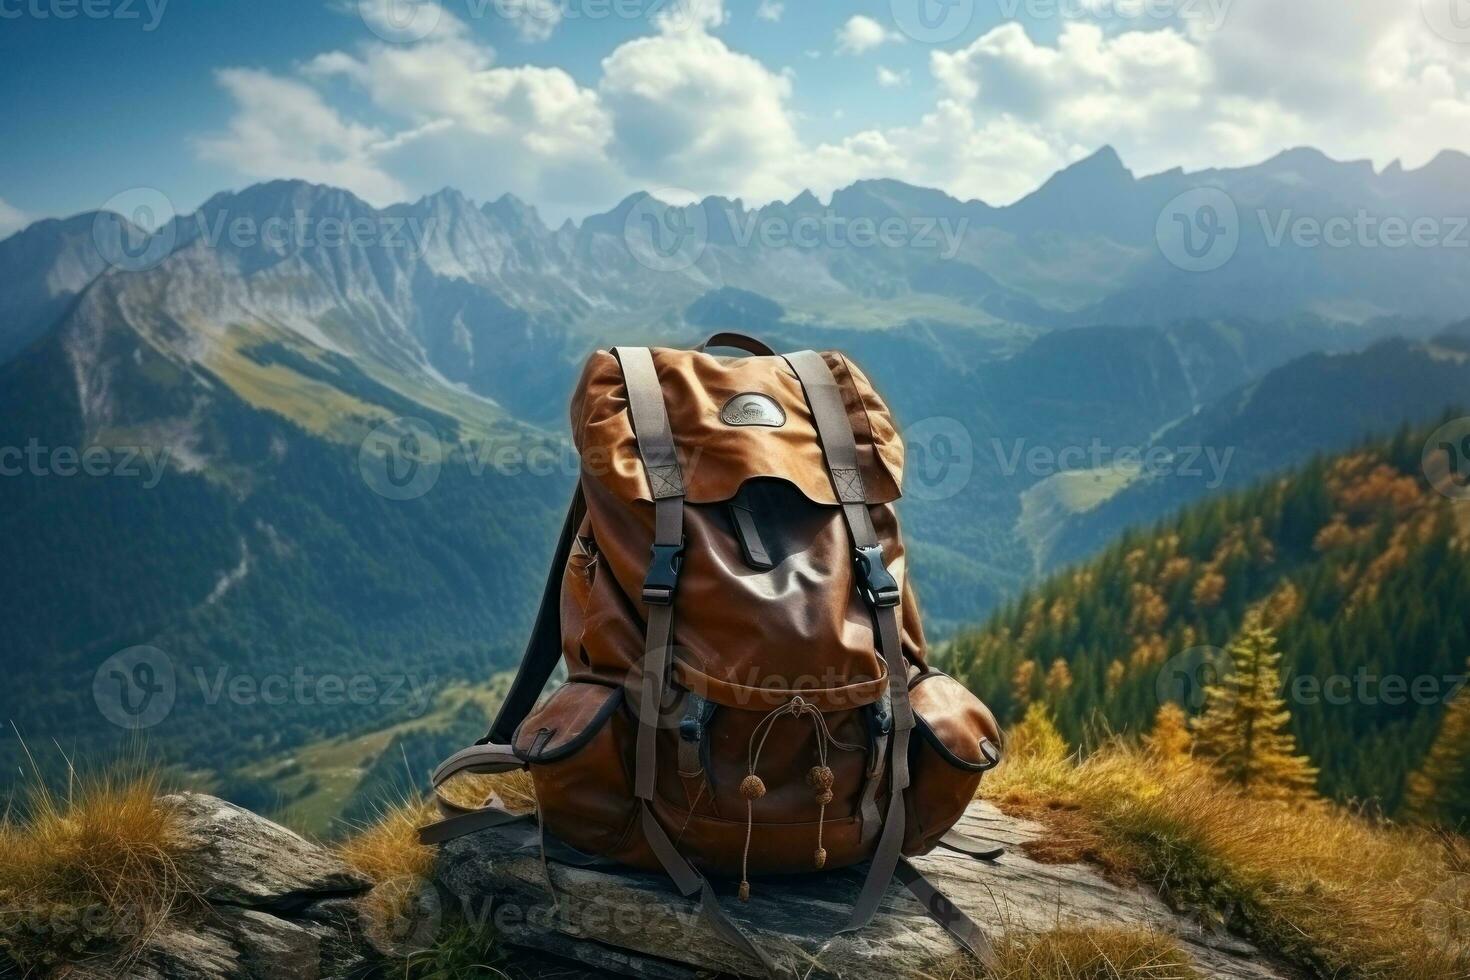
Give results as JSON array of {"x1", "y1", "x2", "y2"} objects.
[
  {"x1": 513, "y1": 681, "x2": 638, "y2": 858},
  {"x1": 902, "y1": 671, "x2": 1002, "y2": 855}
]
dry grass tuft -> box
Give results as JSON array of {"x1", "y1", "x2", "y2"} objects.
[
  {"x1": 337, "y1": 771, "x2": 536, "y2": 966},
  {"x1": 0, "y1": 766, "x2": 193, "y2": 972},
  {"x1": 337, "y1": 796, "x2": 439, "y2": 889},
  {"x1": 338, "y1": 770, "x2": 537, "y2": 888},
  {"x1": 921, "y1": 927, "x2": 1199, "y2": 980},
  {"x1": 982, "y1": 714, "x2": 1470, "y2": 978}
]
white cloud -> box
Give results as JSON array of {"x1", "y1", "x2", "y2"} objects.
[
  {"x1": 835, "y1": 15, "x2": 898, "y2": 55},
  {"x1": 906, "y1": 9, "x2": 1470, "y2": 192},
  {"x1": 504, "y1": 0, "x2": 564, "y2": 42},
  {"x1": 601, "y1": 28, "x2": 798, "y2": 201},
  {"x1": 193, "y1": 0, "x2": 1470, "y2": 219},
  {"x1": 196, "y1": 68, "x2": 408, "y2": 205},
  {"x1": 0, "y1": 198, "x2": 30, "y2": 238},
  {"x1": 289, "y1": 13, "x2": 619, "y2": 212},
  {"x1": 876, "y1": 66, "x2": 909, "y2": 88}
]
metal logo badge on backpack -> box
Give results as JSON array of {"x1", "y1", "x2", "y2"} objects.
[{"x1": 720, "y1": 392, "x2": 786, "y2": 428}]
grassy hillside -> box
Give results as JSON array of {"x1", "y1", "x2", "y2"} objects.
[{"x1": 949, "y1": 417, "x2": 1470, "y2": 813}]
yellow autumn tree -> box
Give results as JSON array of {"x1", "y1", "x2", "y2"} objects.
[
  {"x1": 1144, "y1": 703, "x2": 1193, "y2": 770},
  {"x1": 1009, "y1": 702, "x2": 1068, "y2": 764},
  {"x1": 1405, "y1": 665, "x2": 1470, "y2": 825},
  {"x1": 1191, "y1": 621, "x2": 1317, "y2": 801},
  {"x1": 1012, "y1": 659, "x2": 1038, "y2": 709},
  {"x1": 1045, "y1": 658, "x2": 1073, "y2": 700}
]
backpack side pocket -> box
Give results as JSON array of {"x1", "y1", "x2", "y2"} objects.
[
  {"x1": 514, "y1": 681, "x2": 638, "y2": 857},
  {"x1": 902, "y1": 671, "x2": 1002, "y2": 855}
]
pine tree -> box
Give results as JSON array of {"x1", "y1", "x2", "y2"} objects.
[
  {"x1": 1192, "y1": 621, "x2": 1318, "y2": 800},
  {"x1": 1010, "y1": 702, "x2": 1069, "y2": 764},
  {"x1": 1045, "y1": 658, "x2": 1073, "y2": 699},
  {"x1": 1012, "y1": 659, "x2": 1038, "y2": 709},
  {"x1": 1145, "y1": 702, "x2": 1193, "y2": 769},
  {"x1": 1406, "y1": 667, "x2": 1470, "y2": 826}
]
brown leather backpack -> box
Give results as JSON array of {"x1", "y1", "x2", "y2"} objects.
[{"x1": 422, "y1": 334, "x2": 1004, "y2": 972}]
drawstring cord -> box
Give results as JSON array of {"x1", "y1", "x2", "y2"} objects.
[{"x1": 738, "y1": 696, "x2": 862, "y2": 901}]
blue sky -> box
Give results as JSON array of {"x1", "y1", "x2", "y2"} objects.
[{"x1": 1, "y1": 0, "x2": 1467, "y2": 234}]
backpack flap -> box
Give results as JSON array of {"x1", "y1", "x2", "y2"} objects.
[{"x1": 571, "y1": 348, "x2": 905, "y2": 508}]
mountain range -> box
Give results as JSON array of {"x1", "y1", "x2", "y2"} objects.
[{"x1": 2, "y1": 145, "x2": 1467, "y2": 802}]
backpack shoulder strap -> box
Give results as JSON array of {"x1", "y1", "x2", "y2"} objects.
[
  {"x1": 782, "y1": 350, "x2": 915, "y2": 931},
  {"x1": 482, "y1": 484, "x2": 585, "y2": 745},
  {"x1": 614, "y1": 346, "x2": 787, "y2": 977},
  {"x1": 611, "y1": 345, "x2": 685, "y2": 799}
]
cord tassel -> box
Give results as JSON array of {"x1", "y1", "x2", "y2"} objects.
[{"x1": 739, "y1": 696, "x2": 863, "y2": 895}]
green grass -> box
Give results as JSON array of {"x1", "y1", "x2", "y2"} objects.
[{"x1": 1015, "y1": 463, "x2": 1140, "y2": 572}]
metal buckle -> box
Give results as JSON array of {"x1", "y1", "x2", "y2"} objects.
[
  {"x1": 854, "y1": 544, "x2": 900, "y2": 608},
  {"x1": 642, "y1": 541, "x2": 684, "y2": 605}
]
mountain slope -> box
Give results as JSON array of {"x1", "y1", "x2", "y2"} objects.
[
  {"x1": 0, "y1": 189, "x2": 573, "y2": 786},
  {"x1": 0, "y1": 212, "x2": 135, "y2": 362},
  {"x1": 948, "y1": 421, "x2": 1470, "y2": 811},
  {"x1": 1048, "y1": 334, "x2": 1470, "y2": 569}
]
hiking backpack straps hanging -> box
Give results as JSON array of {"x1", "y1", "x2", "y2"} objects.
[
  {"x1": 781, "y1": 349, "x2": 912, "y2": 933},
  {"x1": 421, "y1": 334, "x2": 1005, "y2": 976}
]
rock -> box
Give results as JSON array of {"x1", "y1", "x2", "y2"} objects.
[
  {"x1": 213, "y1": 909, "x2": 322, "y2": 980},
  {"x1": 434, "y1": 801, "x2": 1288, "y2": 979},
  {"x1": 161, "y1": 795, "x2": 369, "y2": 908},
  {"x1": 60, "y1": 794, "x2": 378, "y2": 980}
]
